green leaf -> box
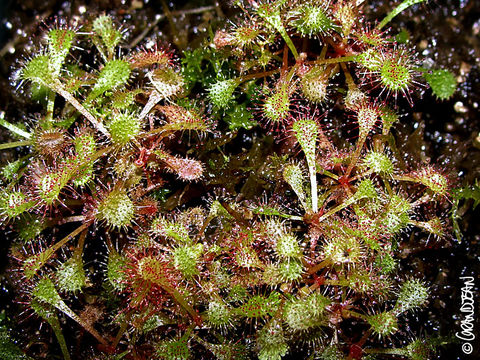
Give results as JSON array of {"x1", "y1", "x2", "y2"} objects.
[
  {"x1": 87, "y1": 59, "x2": 131, "y2": 102},
  {"x1": 21, "y1": 55, "x2": 54, "y2": 86},
  {"x1": 92, "y1": 15, "x2": 123, "y2": 59},
  {"x1": 224, "y1": 103, "x2": 255, "y2": 130},
  {"x1": 47, "y1": 28, "x2": 75, "y2": 73},
  {"x1": 450, "y1": 180, "x2": 480, "y2": 241},
  {"x1": 424, "y1": 69, "x2": 457, "y2": 100},
  {"x1": 451, "y1": 180, "x2": 480, "y2": 209}
]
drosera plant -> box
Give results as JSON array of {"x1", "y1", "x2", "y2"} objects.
[
  {"x1": 0, "y1": 12, "x2": 211, "y2": 359},
  {"x1": 0, "y1": 0, "x2": 459, "y2": 359}
]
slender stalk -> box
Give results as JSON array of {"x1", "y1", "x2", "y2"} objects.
[
  {"x1": 0, "y1": 114, "x2": 32, "y2": 139},
  {"x1": 312, "y1": 55, "x2": 358, "y2": 66},
  {"x1": 411, "y1": 193, "x2": 433, "y2": 207},
  {"x1": 239, "y1": 68, "x2": 280, "y2": 82},
  {"x1": 277, "y1": 26, "x2": 299, "y2": 60},
  {"x1": 377, "y1": 0, "x2": 426, "y2": 30},
  {"x1": 392, "y1": 176, "x2": 437, "y2": 205},
  {"x1": 197, "y1": 215, "x2": 214, "y2": 240},
  {"x1": 52, "y1": 80, "x2": 110, "y2": 137},
  {"x1": 157, "y1": 279, "x2": 203, "y2": 326},
  {"x1": 220, "y1": 201, "x2": 250, "y2": 228},
  {"x1": 257, "y1": 5, "x2": 299, "y2": 60},
  {"x1": 342, "y1": 309, "x2": 368, "y2": 320},
  {"x1": 392, "y1": 174, "x2": 416, "y2": 182},
  {"x1": 345, "y1": 135, "x2": 367, "y2": 177},
  {"x1": 73, "y1": 228, "x2": 88, "y2": 260},
  {"x1": 44, "y1": 89, "x2": 56, "y2": 125},
  {"x1": 147, "y1": 71, "x2": 181, "y2": 103},
  {"x1": 292, "y1": 97, "x2": 319, "y2": 213},
  {"x1": 321, "y1": 169, "x2": 339, "y2": 181},
  {"x1": 317, "y1": 196, "x2": 357, "y2": 223},
  {"x1": 139, "y1": 89, "x2": 162, "y2": 120},
  {"x1": 54, "y1": 299, "x2": 108, "y2": 345},
  {"x1": 342, "y1": 64, "x2": 367, "y2": 177},
  {"x1": 112, "y1": 311, "x2": 132, "y2": 349},
  {"x1": 26, "y1": 222, "x2": 91, "y2": 279},
  {"x1": 309, "y1": 163, "x2": 318, "y2": 213},
  {"x1": 319, "y1": 45, "x2": 328, "y2": 60},
  {"x1": 0, "y1": 140, "x2": 31, "y2": 150},
  {"x1": 382, "y1": 176, "x2": 394, "y2": 196},
  {"x1": 252, "y1": 207, "x2": 304, "y2": 221},
  {"x1": 51, "y1": 222, "x2": 91, "y2": 254},
  {"x1": 287, "y1": 215, "x2": 305, "y2": 221},
  {"x1": 307, "y1": 258, "x2": 332, "y2": 275},
  {"x1": 60, "y1": 215, "x2": 86, "y2": 224},
  {"x1": 34, "y1": 278, "x2": 108, "y2": 346},
  {"x1": 46, "y1": 314, "x2": 71, "y2": 360},
  {"x1": 342, "y1": 61, "x2": 358, "y2": 92},
  {"x1": 348, "y1": 328, "x2": 373, "y2": 360}
]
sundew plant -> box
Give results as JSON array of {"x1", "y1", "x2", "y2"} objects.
[{"x1": 0, "y1": 1, "x2": 464, "y2": 359}]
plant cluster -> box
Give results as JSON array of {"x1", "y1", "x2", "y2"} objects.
[{"x1": 0, "y1": 1, "x2": 458, "y2": 359}]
